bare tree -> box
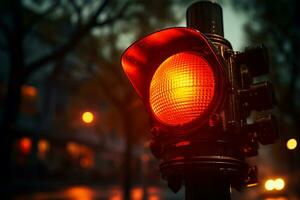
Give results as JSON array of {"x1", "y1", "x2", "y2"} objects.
[{"x1": 0, "y1": 0, "x2": 191, "y2": 199}]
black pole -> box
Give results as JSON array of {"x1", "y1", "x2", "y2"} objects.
[
  {"x1": 185, "y1": 174, "x2": 231, "y2": 200},
  {"x1": 185, "y1": 2, "x2": 231, "y2": 200},
  {"x1": 187, "y1": 1, "x2": 224, "y2": 37}
]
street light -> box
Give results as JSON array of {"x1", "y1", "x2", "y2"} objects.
[
  {"x1": 286, "y1": 138, "x2": 297, "y2": 150},
  {"x1": 274, "y1": 178, "x2": 285, "y2": 190},
  {"x1": 264, "y1": 179, "x2": 275, "y2": 191},
  {"x1": 264, "y1": 178, "x2": 285, "y2": 191},
  {"x1": 81, "y1": 111, "x2": 94, "y2": 124}
]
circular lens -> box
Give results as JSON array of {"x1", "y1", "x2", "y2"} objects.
[
  {"x1": 265, "y1": 179, "x2": 275, "y2": 191},
  {"x1": 149, "y1": 51, "x2": 215, "y2": 126},
  {"x1": 274, "y1": 178, "x2": 285, "y2": 190}
]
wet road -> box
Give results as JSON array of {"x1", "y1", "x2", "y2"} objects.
[
  {"x1": 14, "y1": 185, "x2": 297, "y2": 200},
  {"x1": 14, "y1": 186, "x2": 184, "y2": 200}
]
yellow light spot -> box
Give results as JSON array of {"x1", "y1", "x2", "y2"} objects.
[
  {"x1": 81, "y1": 111, "x2": 94, "y2": 124},
  {"x1": 274, "y1": 178, "x2": 285, "y2": 190},
  {"x1": 38, "y1": 139, "x2": 50, "y2": 158},
  {"x1": 265, "y1": 179, "x2": 275, "y2": 191},
  {"x1": 246, "y1": 183, "x2": 258, "y2": 188},
  {"x1": 287, "y1": 138, "x2": 297, "y2": 150}
]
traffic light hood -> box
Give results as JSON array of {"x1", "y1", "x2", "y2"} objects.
[{"x1": 121, "y1": 27, "x2": 226, "y2": 103}]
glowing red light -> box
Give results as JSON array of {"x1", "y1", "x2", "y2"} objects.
[
  {"x1": 19, "y1": 137, "x2": 32, "y2": 155},
  {"x1": 149, "y1": 51, "x2": 215, "y2": 126}
]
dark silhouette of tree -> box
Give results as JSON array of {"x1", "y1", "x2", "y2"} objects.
[
  {"x1": 0, "y1": 1, "x2": 128, "y2": 197},
  {"x1": 229, "y1": 0, "x2": 300, "y2": 194},
  {"x1": 0, "y1": 0, "x2": 192, "y2": 199}
]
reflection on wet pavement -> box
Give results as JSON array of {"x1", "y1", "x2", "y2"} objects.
[
  {"x1": 14, "y1": 186, "x2": 176, "y2": 200},
  {"x1": 15, "y1": 186, "x2": 298, "y2": 200}
]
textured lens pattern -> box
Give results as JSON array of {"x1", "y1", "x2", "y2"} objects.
[{"x1": 149, "y1": 51, "x2": 215, "y2": 126}]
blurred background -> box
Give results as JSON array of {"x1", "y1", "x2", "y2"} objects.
[{"x1": 0, "y1": 0, "x2": 299, "y2": 199}]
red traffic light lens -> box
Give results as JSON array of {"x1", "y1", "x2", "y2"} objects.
[{"x1": 149, "y1": 51, "x2": 215, "y2": 126}]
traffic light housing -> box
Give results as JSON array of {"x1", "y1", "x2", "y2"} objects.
[
  {"x1": 121, "y1": 0, "x2": 278, "y2": 195},
  {"x1": 122, "y1": 27, "x2": 227, "y2": 130}
]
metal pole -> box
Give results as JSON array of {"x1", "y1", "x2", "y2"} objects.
[
  {"x1": 185, "y1": 174, "x2": 231, "y2": 200},
  {"x1": 185, "y1": 2, "x2": 231, "y2": 200},
  {"x1": 186, "y1": 1, "x2": 224, "y2": 37}
]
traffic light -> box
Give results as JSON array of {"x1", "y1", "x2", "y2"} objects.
[{"x1": 121, "y1": 1, "x2": 277, "y2": 198}]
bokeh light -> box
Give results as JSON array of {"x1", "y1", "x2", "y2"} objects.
[
  {"x1": 18, "y1": 137, "x2": 32, "y2": 155},
  {"x1": 64, "y1": 186, "x2": 94, "y2": 200},
  {"x1": 286, "y1": 138, "x2": 297, "y2": 150},
  {"x1": 274, "y1": 178, "x2": 285, "y2": 190},
  {"x1": 81, "y1": 111, "x2": 94, "y2": 124},
  {"x1": 38, "y1": 139, "x2": 50, "y2": 158},
  {"x1": 265, "y1": 179, "x2": 275, "y2": 191},
  {"x1": 22, "y1": 85, "x2": 37, "y2": 98},
  {"x1": 265, "y1": 178, "x2": 285, "y2": 191}
]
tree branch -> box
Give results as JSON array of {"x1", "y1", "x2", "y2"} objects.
[
  {"x1": 0, "y1": 18, "x2": 11, "y2": 39},
  {"x1": 24, "y1": 0, "x2": 109, "y2": 78},
  {"x1": 95, "y1": 1, "x2": 131, "y2": 27},
  {"x1": 0, "y1": 41, "x2": 8, "y2": 52},
  {"x1": 24, "y1": 1, "x2": 60, "y2": 35},
  {"x1": 68, "y1": 0, "x2": 82, "y2": 25}
]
